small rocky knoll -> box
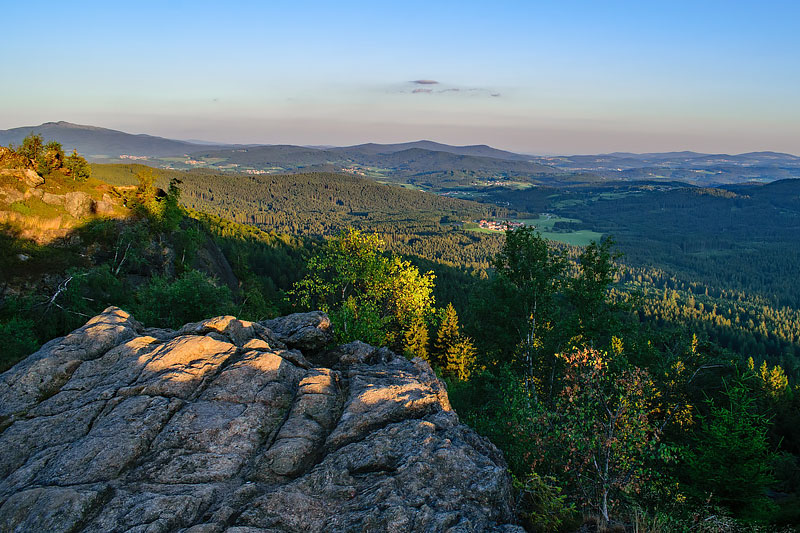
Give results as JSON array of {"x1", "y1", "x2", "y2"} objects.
[{"x1": 0, "y1": 308, "x2": 521, "y2": 532}]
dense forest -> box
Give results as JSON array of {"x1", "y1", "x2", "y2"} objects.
[
  {"x1": 90, "y1": 165, "x2": 800, "y2": 373},
  {"x1": 2, "y1": 154, "x2": 800, "y2": 530}
]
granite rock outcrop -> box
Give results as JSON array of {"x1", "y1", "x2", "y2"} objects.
[{"x1": 0, "y1": 307, "x2": 521, "y2": 532}]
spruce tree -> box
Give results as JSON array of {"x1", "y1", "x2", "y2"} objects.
[
  {"x1": 433, "y1": 303, "x2": 460, "y2": 367},
  {"x1": 444, "y1": 335, "x2": 477, "y2": 381},
  {"x1": 403, "y1": 317, "x2": 430, "y2": 361}
]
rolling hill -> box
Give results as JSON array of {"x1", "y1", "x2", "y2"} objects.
[
  {"x1": 3, "y1": 122, "x2": 798, "y2": 187},
  {"x1": 330, "y1": 140, "x2": 533, "y2": 161},
  {"x1": 0, "y1": 121, "x2": 237, "y2": 158}
]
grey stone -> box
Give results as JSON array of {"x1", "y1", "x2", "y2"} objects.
[
  {"x1": 64, "y1": 191, "x2": 94, "y2": 218},
  {"x1": 0, "y1": 168, "x2": 44, "y2": 188},
  {"x1": 0, "y1": 309, "x2": 521, "y2": 532},
  {"x1": 261, "y1": 311, "x2": 333, "y2": 352},
  {"x1": 41, "y1": 191, "x2": 65, "y2": 205}
]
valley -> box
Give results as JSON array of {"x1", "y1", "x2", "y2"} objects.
[{"x1": 2, "y1": 127, "x2": 800, "y2": 530}]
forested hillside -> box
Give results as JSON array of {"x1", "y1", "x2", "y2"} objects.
[
  {"x1": 92, "y1": 164, "x2": 512, "y2": 270},
  {"x1": 89, "y1": 166, "x2": 800, "y2": 373},
  {"x1": 4, "y1": 154, "x2": 800, "y2": 530}
]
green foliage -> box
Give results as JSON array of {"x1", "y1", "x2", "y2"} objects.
[
  {"x1": 432, "y1": 303, "x2": 460, "y2": 366},
  {"x1": 0, "y1": 316, "x2": 39, "y2": 372},
  {"x1": 513, "y1": 472, "x2": 579, "y2": 533},
  {"x1": 442, "y1": 335, "x2": 477, "y2": 381},
  {"x1": 133, "y1": 168, "x2": 161, "y2": 218},
  {"x1": 682, "y1": 378, "x2": 778, "y2": 522},
  {"x1": 333, "y1": 296, "x2": 390, "y2": 346},
  {"x1": 291, "y1": 228, "x2": 435, "y2": 350},
  {"x1": 133, "y1": 270, "x2": 235, "y2": 329},
  {"x1": 126, "y1": 170, "x2": 184, "y2": 232},
  {"x1": 36, "y1": 141, "x2": 65, "y2": 175},
  {"x1": 446, "y1": 365, "x2": 538, "y2": 475},
  {"x1": 432, "y1": 304, "x2": 476, "y2": 380},
  {"x1": 0, "y1": 209, "x2": 280, "y2": 371},
  {"x1": 750, "y1": 358, "x2": 792, "y2": 404},
  {"x1": 567, "y1": 236, "x2": 622, "y2": 346},
  {"x1": 2, "y1": 159, "x2": 799, "y2": 529},
  {"x1": 64, "y1": 149, "x2": 91, "y2": 181},
  {"x1": 237, "y1": 284, "x2": 278, "y2": 322},
  {"x1": 166, "y1": 223, "x2": 200, "y2": 274},
  {"x1": 12, "y1": 134, "x2": 72, "y2": 176},
  {"x1": 402, "y1": 317, "x2": 430, "y2": 360},
  {"x1": 533, "y1": 348, "x2": 661, "y2": 523},
  {"x1": 91, "y1": 164, "x2": 509, "y2": 272},
  {"x1": 162, "y1": 178, "x2": 183, "y2": 231},
  {"x1": 9, "y1": 201, "x2": 32, "y2": 215},
  {"x1": 17, "y1": 133, "x2": 44, "y2": 162},
  {"x1": 52, "y1": 266, "x2": 130, "y2": 332},
  {"x1": 491, "y1": 226, "x2": 567, "y2": 398}
]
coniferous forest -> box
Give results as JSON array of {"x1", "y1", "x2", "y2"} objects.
[{"x1": 2, "y1": 141, "x2": 800, "y2": 531}]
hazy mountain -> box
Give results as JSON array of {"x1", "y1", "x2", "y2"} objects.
[
  {"x1": 189, "y1": 145, "x2": 339, "y2": 167},
  {"x1": 0, "y1": 121, "x2": 235, "y2": 158},
  {"x1": 542, "y1": 151, "x2": 800, "y2": 170},
  {"x1": 2, "y1": 122, "x2": 796, "y2": 186},
  {"x1": 191, "y1": 144, "x2": 556, "y2": 179},
  {"x1": 353, "y1": 147, "x2": 554, "y2": 175},
  {"x1": 330, "y1": 140, "x2": 532, "y2": 161},
  {"x1": 533, "y1": 150, "x2": 800, "y2": 185}
]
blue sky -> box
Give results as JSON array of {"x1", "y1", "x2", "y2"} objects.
[{"x1": 1, "y1": 1, "x2": 798, "y2": 154}]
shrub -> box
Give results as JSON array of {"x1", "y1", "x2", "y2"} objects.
[
  {"x1": 0, "y1": 317, "x2": 39, "y2": 371},
  {"x1": 133, "y1": 270, "x2": 235, "y2": 328}
]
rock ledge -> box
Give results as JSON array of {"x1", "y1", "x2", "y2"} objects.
[{"x1": 0, "y1": 307, "x2": 520, "y2": 532}]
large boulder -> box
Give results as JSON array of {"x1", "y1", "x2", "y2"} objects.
[
  {"x1": 64, "y1": 191, "x2": 95, "y2": 218},
  {"x1": 0, "y1": 168, "x2": 44, "y2": 188},
  {"x1": 41, "y1": 192, "x2": 66, "y2": 206},
  {"x1": 0, "y1": 308, "x2": 521, "y2": 533},
  {"x1": 262, "y1": 311, "x2": 334, "y2": 352}
]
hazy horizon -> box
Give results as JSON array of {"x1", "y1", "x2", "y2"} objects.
[
  {"x1": 4, "y1": 119, "x2": 800, "y2": 158},
  {"x1": 2, "y1": 1, "x2": 798, "y2": 155}
]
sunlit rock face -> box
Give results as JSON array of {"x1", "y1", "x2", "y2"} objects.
[{"x1": 0, "y1": 307, "x2": 521, "y2": 533}]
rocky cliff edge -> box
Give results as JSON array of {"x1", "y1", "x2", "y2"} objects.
[{"x1": 0, "y1": 307, "x2": 521, "y2": 532}]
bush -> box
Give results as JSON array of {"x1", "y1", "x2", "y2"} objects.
[
  {"x1": 514, "y1": 472, "x2": 579, "y2": 533},
  {"x1": 447, "y1": 365, "x2": 538, "y2": 476},
  {"x1": 0, "y1": 317, "x2": 39, "y2": 371},
  {"x1": 133, "y1": 270, "x2": 235, "y2": 328},
  {"x1": 682, "y1": 379, "x2": 778, "y2": 523}
]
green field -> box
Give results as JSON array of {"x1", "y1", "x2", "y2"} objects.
[
  {"x1": 597, "y1": 191, "x2": 642, "y2": 200},
  {"x1": 539, "y1": 229, "x2": 603, "y2": 246},
  {"x1": 464, "y1": 225, "x2": 500, "y2": 234},
  {"x1": 464, "y1": 215, "x2": 602, "y2": 245},
  {"x1": 511, "y1": 215, "x2": 576, "y2": 229}
]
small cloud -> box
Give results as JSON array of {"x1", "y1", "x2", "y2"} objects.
[{"x1": 399, "y1": 80, "x2": 500, "y2": 98}]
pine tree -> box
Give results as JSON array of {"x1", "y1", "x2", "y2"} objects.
[{"x1": 65, "y1": 150, "x2": 91, "y2": 181}]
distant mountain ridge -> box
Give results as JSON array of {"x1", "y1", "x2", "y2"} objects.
[
  {"x1": 331, "y1": 140, "x2": 533, "y2": 161},
  {"x1": 1, "y1": 122, "x2": 797, "y2": 186},
  {"x1": 0, "y1": 122, "x2": 537, "y2": 162},
  {"x1": 0, "y1": 121, "x2": 237, "y2": 157},
  {"x1": 1, "y1": 121, "x2": 797, "y2": 162}
]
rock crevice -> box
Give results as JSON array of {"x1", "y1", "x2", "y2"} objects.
[{"x1": 0, "y1": 307, "x2": 521, "y2": 533}]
